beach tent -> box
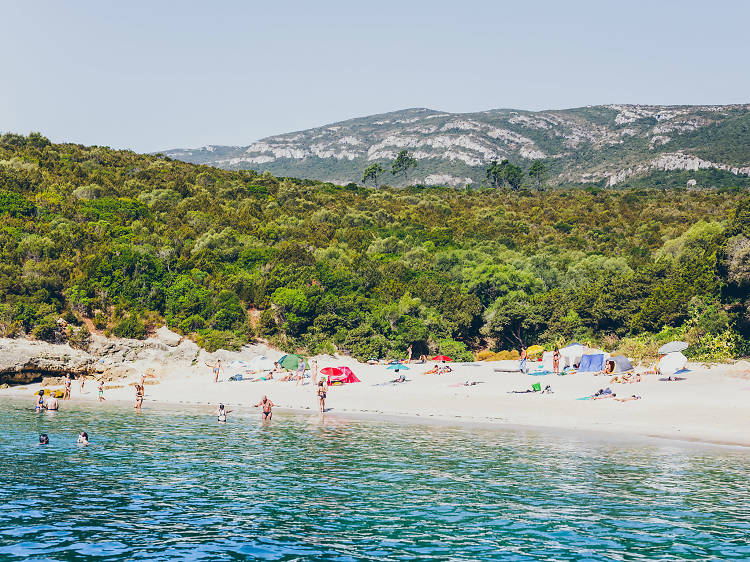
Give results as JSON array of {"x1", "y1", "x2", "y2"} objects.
[
  {"x1": 278, "y1": 354, "x2": 308, "y2": 371},
  {"x1": 559, "y1": 345, "x2": 589, "y2": 369},
  {"x1": 578, "y1": 353, "x2": 605, "y2": 373},
  {"x1": 610, "y1": 355, "x2": 633, "y2": 373},
  {"x1": 327, "y1": 366, "x2": 361, "y2": 384}
]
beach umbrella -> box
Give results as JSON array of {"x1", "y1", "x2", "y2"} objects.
[
  {"x1": 320, "y1": 367, "x2": 344, "y2": 377},
  {"x1": 432, "y1": 355, "x2": 452, "y2": 362},
  {"x1": 278, "y1": 354, "x2": 307, "y2": 370},
  {"x1": 526, "y1": 345, "x2": 544, "y2": 355},
  {"x1": 657, "y1": 341, "x2": 689, "y2": 355},
  {"x1": 387, "y1": 364, "x2": 409, "y2": 371}
]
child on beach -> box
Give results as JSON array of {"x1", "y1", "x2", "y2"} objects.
[{"x1": 98, "y1": 381, "x2": 105, "y2": 401}]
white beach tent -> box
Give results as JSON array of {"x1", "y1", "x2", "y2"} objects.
[{"x1": 657, "y1": 352, "x2": 687, "y2": 376}]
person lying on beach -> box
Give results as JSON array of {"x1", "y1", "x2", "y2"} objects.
[
  {"x1": 423, "y1": 365, "x2": 440, "y2": 375},
  {"x1": 77, "y1": 431, "x2": 89, "y2": 444},
  {"x1": 272, "y1": 362, "x2": 283, "y2": 373},
  {"x1": 614, "y1": 395, "x2": 641, "y2": 402},
  {"x1": 277, "y1": 372, "x2": 295, "y2": 382},
  {"x1": 217, "y1": 404, "x2": 232, "y2": 422},
  {"x1": 251, "y1": 373, "x2": 274, "y2": 382},
  {"x1": 255, "y1": 396, "x2": 275, "y2": 420},
  {"x1": 509, "y1": 385, "x2": 551, "y2": 394},
  {"x1": 609, "y1": 373, "x2": 631, "y2": 384}
]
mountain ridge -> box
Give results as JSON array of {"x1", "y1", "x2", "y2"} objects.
[{"x1": 161, "y1": 104, "x2": 750, "y2": 187}]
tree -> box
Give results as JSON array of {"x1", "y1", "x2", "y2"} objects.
[
  {"x1": 362, "y1": 163, "x2": 384, "y2": 187},
  {"x1": 485, "y1": 159, "x2": 508, "y2": 188},
  {"x1": 391, "y1": 150, "x2": 417, "y2": 183},
  {"x1": 503, "y1": 163, "x2": 524, "y2": 190},
  {"x1": 528, "y1": 160, "x2": 547, "y2": 189}
]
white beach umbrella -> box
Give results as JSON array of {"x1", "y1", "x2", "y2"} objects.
[{"x1": 657, "y1": 341, "x2": 689, "y2": 355}]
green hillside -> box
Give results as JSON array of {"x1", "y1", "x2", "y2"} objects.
[{"x1": 1, "y1": 133, "x2": 748, "y2": 360}]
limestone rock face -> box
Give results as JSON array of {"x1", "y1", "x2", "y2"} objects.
[
  {"x1": 156, "y1": 326, "x2": 182, "y2": 347},
  {"x1": 0, "y1": 338, "x2": 96, "y2": 385}
]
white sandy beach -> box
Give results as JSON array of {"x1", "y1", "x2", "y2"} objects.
[{"x1": 3, "y1": 343, "x2": 749, "y2": 447}]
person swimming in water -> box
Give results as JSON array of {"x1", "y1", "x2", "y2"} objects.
[
  {"x1": 39, "y1": 433, "x2": 49, "y2": 445},
  {"x1": 254, "y1": 396, "x2": 275, "y2": 420},
  {"x1": 77, "y1": 431, "x2": 89, "y2": 445}
]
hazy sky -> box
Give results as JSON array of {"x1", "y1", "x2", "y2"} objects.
[{"x1": 2, "y1": 0, "x2": 749, "y2": 152}]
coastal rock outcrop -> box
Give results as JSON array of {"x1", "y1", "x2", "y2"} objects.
[
  {"x1": 156, "y1": 326, "x2": 182, "y2": 347},
  {"x1": 0, "y1": 338, "x2": 96, "y2": 385}
]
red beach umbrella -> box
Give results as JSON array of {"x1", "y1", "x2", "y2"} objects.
[
  {"x1": 320, "y1": 367, "x2": 344, "y2": 377},
  {"x1": 432, "y1": 355, "x2": 453, "y2": 362}
]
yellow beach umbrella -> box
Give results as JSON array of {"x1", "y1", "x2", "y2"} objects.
[{"x1": 526, "y1": 345, "x2": 544, "y2": 355}]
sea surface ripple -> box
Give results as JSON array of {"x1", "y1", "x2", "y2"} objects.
[{"x1": 0, "y1": 399, "x2": 748, "y2": 561}]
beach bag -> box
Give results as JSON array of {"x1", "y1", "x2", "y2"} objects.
[{"x1": 532, "y1": 382, "x2": 541, "y2": 392}]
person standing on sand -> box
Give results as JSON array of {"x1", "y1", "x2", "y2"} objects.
[
  {"x1": 63, "y1": 374, "x2": 72, "y2": 400},
  {"x1": 311, "y1": 359, "x2": 318, "y2": 385},
  {"x1": 407, "y1": 345, "x2": 412, "y2": 364},
  {"x1": 254, "y1": 396, "x2": 275, "y2": 420},
  {"x1": 79, "y1": 375, "x2": 85, "y2": 394},
  {"x1": 553, "y1": 346, "x2": 560, "y2": 375},
  {"x1": 317, "y1": 380, "x2": 327, "y2": 413},
  {"x1": 98, "y1": 381, "x2": 105, "y2": 401},
  {"x1": 519, "y1": 347, "x2": 527, "y2": 374},
  {"x1": 210, "y1": 360, "x2": 223, "y2": 383}
]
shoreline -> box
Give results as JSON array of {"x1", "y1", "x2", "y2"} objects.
[
  {"x1": 4, "y1": 378, "x2": 749, "y2": 452},
  {"x1": 2, "y1": 336, "x2": 749, "y2": 451}
]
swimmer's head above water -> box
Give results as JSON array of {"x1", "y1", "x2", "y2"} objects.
[{"x1": 39, "y1": 434, "x2": 49, "y2": 444}]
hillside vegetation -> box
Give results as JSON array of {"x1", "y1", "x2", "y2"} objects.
[
  {"x1": 1, "y1": 133, "x2": 748, "y2": 360},
  {"x1": 163, "y1": 104, "x2": 750, "y2": 189}
]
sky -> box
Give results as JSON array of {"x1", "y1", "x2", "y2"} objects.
[{"x1": 2, "y1": 0, "x2": 749, "y2": 152}]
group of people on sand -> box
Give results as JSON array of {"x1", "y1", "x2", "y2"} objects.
[
  {"x1": 423, "y1": 364, "x2": 453, "y2": 375},
  {"x1": 208, "y1": 358, "x2": 322, "y2": 387},
  {"x1": 214, "y1": 378, "x2": 329, "y2": 423}
]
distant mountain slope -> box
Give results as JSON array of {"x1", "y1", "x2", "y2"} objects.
[{"x1": 162, "y1": 104, "x2": 750, "y2": 187}]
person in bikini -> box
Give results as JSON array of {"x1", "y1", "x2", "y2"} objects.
[
  {"x1": 217, "y1": 403, "x2": 232, "y2": 422},
  {"x1": 317, "y1": 380, "x2": 327, "y2": 413},
  {"x1": 134, "y1": 384, "x2": 144, "y2": 409},
  {"x1": 553, "y1": 346, "x2": 560, "y2": 375},
  {"x1": 63, "y1": 374, "x2": 72, "y2": 400},
  {"x1": 98, "y1": 381, "x2": 105, "y2": 401},
  {"x1": 254, "y1": 395, "x2": 275, "y2": 420},
  {"x1": 210, "y1": 360, "x2": 223, "y2": 383},
  {"x1": 34, "y1": 390, "x2": 45, "y2": 412}
]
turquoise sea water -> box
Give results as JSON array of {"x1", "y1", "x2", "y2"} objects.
[{"x1": 0, "y1": 398, "x2": 748, "y2": 561}]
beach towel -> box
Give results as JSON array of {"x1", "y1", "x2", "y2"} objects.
[
  {"x1": 576, "y1": 396, "x2": 592, "y2": 400},
  {"x1": 528, "y1": 370, "x2": 553, "y2": 376}
]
